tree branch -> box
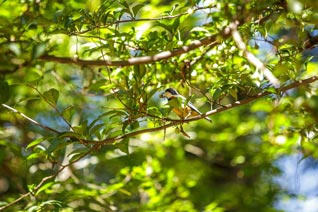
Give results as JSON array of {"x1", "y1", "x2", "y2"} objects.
[
  {"x1": 1, "y1": 104, "x2": 60, "y2": 134},
  {"x1": 3, "y1": 76, "x2": 317, "y2": 147},
  {"x1": 83, "y1": 76, "x2": 318, "y2": 145},
  {"x1": 40, "y1": 36, "x2": 220, "y2": 67}
]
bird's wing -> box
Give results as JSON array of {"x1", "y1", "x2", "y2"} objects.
[{"x1": 186, "y1": 101, "x2": 202, "y2": 115}]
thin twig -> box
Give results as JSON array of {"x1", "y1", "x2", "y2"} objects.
[{"x1": 1, "y1": 104, "x2": 60, "y2": 134}]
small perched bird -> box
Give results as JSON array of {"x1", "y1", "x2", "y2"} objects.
[{"x1": 160, "y1": 88, "x2": 212, "y2": 123}]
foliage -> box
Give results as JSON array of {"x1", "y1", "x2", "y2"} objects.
[{"x1": 0, "y1": 0, "x2": 318, "y2": 211}]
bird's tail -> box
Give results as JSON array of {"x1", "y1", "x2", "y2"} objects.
[{"x1": 204, "y1": 116, "x2": 212, "y2": 123}]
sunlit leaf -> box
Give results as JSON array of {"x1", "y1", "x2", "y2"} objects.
[
  {"x1": 26, "y1": 138, "x2": 46, "y2": 150},
  {"x1": 68, "y1": 148, "x2": 89, "y2": 163},
  {"x1": 31, "y1": 43, "x2": 46, "y2": 59},
  {"x1": 35, "y1": 182, "x2": 54, "y2": 195}
]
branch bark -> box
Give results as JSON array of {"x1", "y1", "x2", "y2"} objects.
[{"x1": 40, "y1": 36, "x2": 220, "y2": 67}]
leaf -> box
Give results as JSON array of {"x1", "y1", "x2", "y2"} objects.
[
  {"x1": 89, "y1": 123, "x2": 105, "y2": 139},
  {"x1": 88, "y1": 79, "x2": 107, "y2": 92},
  {"x1": 31, "y1": 43, "x2": 46, "y2": 59},
  {"x1": 211, "y1": 88, "x2": 223, "y2": 101},
  {"x1": 265, "y1": 86, "x2": 277, "y2": 94},
  {"x1": 26, "y1": 137, "x2": 45, "y2": 150},
  {"x1": 17, "y1": 96, "x2": 41, "y2": 104},
  {"x1": 172, "y1": 16, "x2": 180, "y2": 32},
  {"x1": 119, "y1": 0, "x2": 129, "y2": 9},
  {"x1": 131, "y1": 3, "x2": 144, "y2": 17},
  {"x1": 47, "y1": 138, "x2": 67, "y2": 154},
  {"x1": 229, "y1": 89, "x2": 238, "y2": 100},
  {"x1": 27, "y1": 152, "x2": 41, "y2": 160},
  {"x1": 147, "y1": 106, "x2": 162, "y2": 116},
  {"x1": 24, "y1": 67, "x2": 43, "y2": 82},
  {"x1": 88, "y1": 111, "x2": 127, "y2": 130},
  {"x1": 61, "y1": 105, "x2": 75, "y2": 121},
  {"x1": 39, "y1": 200, "x2": 62, "y2": 208},
  {"x1": 8, "y1": 43, "x2": 21, "y2": 56},
  {"x1": 190, "y1": 27, "x2": 211, "y2": 34},
  {"x1": 64, "y1": 16, "x2": 73, "y2": 28},
  {"x1": 0, "y1": 79, "x2": 10, "y2": 103},
  {"x1": 36, "y1": 182, "x2": 54, "y2": 195},
  {"x1": 68, "y1": 148, "x2": 89, "y2": 163},
  {"x1": 119, "y1": 0, "x2": 133, "y2": 18},
  {"x1": 81, "y1": 119, "x2": 89, "y2": 136},
  {"x1": 154, "y1": 21, "x2": 172, "y2": 33},
  {"x1": 116, "y1": 138, "x2": 129, "y2": 154},
  {"x1": 58, "y1": 131, "x2": 82, "y2": 140},
  {"x1": 43, "y1": 88, "x2": 59, "y2": 106}
]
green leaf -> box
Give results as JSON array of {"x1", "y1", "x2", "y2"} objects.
[
  {"x1": 172, "y1": 16, "x2": 180, "y2": 32},
  {"x1": 39, "y1": 200, "x2": 62, "y2": 208},
  {"x1": 64, "y1": 16, "x2": 73, "y2": 28},
  {"x1": 0, "y1": 79, "x2": 10, "y2": 103},
  {"x1": 88, "y1": 110, "x2": 127, "y2": 130},
  {"x1": 47, "y1": 138, "x2": 67, "y2": 154},
  {"x1": 131, "y1": 3, "x2": 144, "y2": 17},
  {"x1": 154, "y1": 21, "x2": 172, "y2": 33},
  {"x1": 147, "y1": 106, "x2": 162, "y2": 116},
  {"x1": 31, "y1": 43, "x2": 46, "y2": 59},
  {"x1": 58, "y1": 131, "x2": 82, "y2": 140},
  {"x1": 61, "y1": 105, "x2": 75, "y2": 121},
  {"x1": 68, "y1": 148, "x2": 89, "y2": 163},
  {"x1": 116, "y1": 138, "x2": 129, "y2": 154},
  {"x1": 8, "y1": 43, "x2": 21, "y2": 56},
  {"x1": 211, "y1": 88, "x2": 222, "y2": 101},
  {"x1": 43, "y1": 88, "x2": 59, "y2": 106},
  {"x1": 27, "y1": 152, "x2": 41, "y2": 160},
  {"x1": 36, "y1": 182, "x2": 54, "y2": 195},
  {"x1": 265, "y1": 86, "x2": 277, "y2": 94},
  {"x1": 24, "y1": 67, "x2": 43, "y2": 82},
  {"x1": 26, "y1": 137, "x2": 45, "y2": 150},
  {"x1": 89, "y1": 123, "x2": 105, "y2": 139},
  {"x1": 119, "y1": 0, "x2": 129, "y2": 9}
]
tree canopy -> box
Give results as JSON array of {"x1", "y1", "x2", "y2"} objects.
[{"x1": 0, "y1": 0, "x2": 318, "y2": 211}]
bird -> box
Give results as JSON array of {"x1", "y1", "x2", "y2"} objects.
[{"x1": 159, "y1": 88, "x2": 212, "y2": 123}]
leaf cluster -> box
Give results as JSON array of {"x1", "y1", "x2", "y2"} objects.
[{"x1": 1, "y1": 0, "x2": 318, "y2": 211}]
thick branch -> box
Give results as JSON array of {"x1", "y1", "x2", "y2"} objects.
[{"x1": 40, "y1": 36, "x2": 220, "y2": 67}]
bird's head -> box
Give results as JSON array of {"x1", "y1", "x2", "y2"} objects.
[{"x1": 159, "y1": 88, "x2": 179, "y2": 100}]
